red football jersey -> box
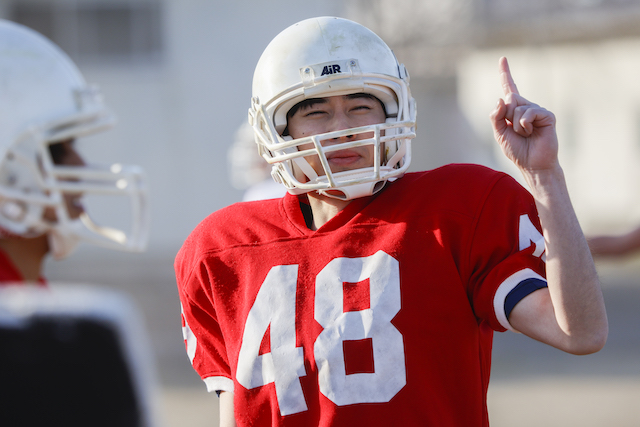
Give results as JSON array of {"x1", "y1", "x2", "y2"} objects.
[{"x1": 176, "y1": 165, "x2": 547, "y2": 426}]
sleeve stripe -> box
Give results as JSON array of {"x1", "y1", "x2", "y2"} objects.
[
  {"x1": 504, "y1": 278, "x2": 547, "y2": 319},
  {"x1": 204, "y1": 376, "x2": 234, "y2": 394},
  {"x1": 493, "y1": 268, "x2": 547, "y2": 332}
]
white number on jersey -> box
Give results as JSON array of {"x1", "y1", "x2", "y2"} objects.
[
  {"x1": 236, "y1": 251, "x2": 407, "y2": 416},
  {"x1": 315, "y1": 251, "x2": 406, "y2": 405},
  {"x1": 181, "y1": 304, "x2": 198, "y2": 364},
  {"x1": 236, "y1": 265, "x2": 307, "y2": 416},
  {"x1": 519, "y1": 214, "x2": 546, "y2": 261}
]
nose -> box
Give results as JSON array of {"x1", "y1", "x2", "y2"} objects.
[
  {"x1": 325, "y1": 111, "x2": 356, "y2": 144},
  {"x1": 329, "y1": 110, "x2": 353, "y2": 132}
]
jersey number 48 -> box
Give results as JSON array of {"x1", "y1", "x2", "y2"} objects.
[{"x1": 236, "y1": 250, "x2": 406, "y2": 416}]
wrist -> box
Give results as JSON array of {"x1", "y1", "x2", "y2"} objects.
[{"x1": 520, "y1": 163, "x2": 566, "y2": 200}]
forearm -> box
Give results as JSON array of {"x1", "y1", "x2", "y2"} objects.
[
  {"x1": 219, "y1": 391, "x2": 237, "y2": 427},
  {"x1": 521, "y1": 164, "x2": 608, "y2": 353}
]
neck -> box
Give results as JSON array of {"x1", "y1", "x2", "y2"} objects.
[
  {"x1": 0, "y1": 235, "x2": 49, "y2": 282},
  {"x1": 307, "y1": 192, "x2": 352, "y2": 230}
]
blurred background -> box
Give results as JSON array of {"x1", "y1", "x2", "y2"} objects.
[{"x1": 2, "y1": 0, "x2": 640, "y2": 425}]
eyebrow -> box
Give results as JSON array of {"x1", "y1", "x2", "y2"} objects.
[
  {"x1": 288, "y1": 98, "x2": 326, "y2": 117},
  {"x1": 345, "y1": 93, "x2": 387, "y2": 115}
]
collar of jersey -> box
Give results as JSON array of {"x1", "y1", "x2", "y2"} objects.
[{"x1": 282, "y1": 192, "x2": 375, "y2": 236}]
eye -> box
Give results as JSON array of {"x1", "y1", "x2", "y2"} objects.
[
  {"x1": 352, "y1": 104, "x2": 372, "y2": 111},
  {"x1": 302, "y1": 109, "x2": 327, "y2": 117},
  {"x1": 348, "y1": 102, "x2": 376, "y2": 115}
]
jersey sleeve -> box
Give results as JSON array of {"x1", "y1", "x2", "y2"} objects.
[
  {"x1": 177, "y1": 257, "x2": 234, "y2": 394},
  {"x1": 467, "y1": 173, "x2": 547, "y2": 332}
]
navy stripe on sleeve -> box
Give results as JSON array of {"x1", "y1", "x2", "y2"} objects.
[{"x1": 504, "y1": 278, "x2": 548, "y2": 319}]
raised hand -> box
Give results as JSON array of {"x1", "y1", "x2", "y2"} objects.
[
  {"x1": 492, "y1": 57, "x2": 608, "y2": 356},
  {"x1": 490, "y1": 57, "x2": 559, "y2": 174}
]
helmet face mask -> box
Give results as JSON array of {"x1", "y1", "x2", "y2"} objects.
[
  {"x1": 249, "y1": 17, "x2": 416, "y2": 201},
  {"x1": 0, "y1": 20, "x2": 148, "y2": 258}
]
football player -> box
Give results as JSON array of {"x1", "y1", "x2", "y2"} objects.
[
  {"x1": 176, "y1": 16, "x2": 607, "y2": 426},
  {"x1": 0, "y1": 20, "x2": 148, "y2": 284}
]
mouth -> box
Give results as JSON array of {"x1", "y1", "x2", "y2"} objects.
[{"x1": 326, "y1": 150, "x2": 362, "y2": 166}]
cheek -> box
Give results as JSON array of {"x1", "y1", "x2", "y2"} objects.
[
  {"x1": 42, "y1": 207, "x2": 56, "y2": 222},
  {"x1": 287, "y1": 117, "x2": 324, "y2": 140},
  {"x1": 297, "y1": 142, "x2": 315, "y2": 152},
  {"x1": 290, "y1": 128, "x2": 311, "y2": 139}
]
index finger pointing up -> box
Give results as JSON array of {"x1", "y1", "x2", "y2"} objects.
[{"x1": 499, "y1": 56, "x2": 519, "y2": 96}]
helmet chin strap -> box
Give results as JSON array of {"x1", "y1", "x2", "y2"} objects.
[
  {"x1": 79, "y1": 212, "x2": 127, "y2": 245},
  {"x1": 292, "y1": 156, "x2": 319, "y2": 182},
  {"x1": 317, "y1": 180, "x2": 386, "y2": 200}
]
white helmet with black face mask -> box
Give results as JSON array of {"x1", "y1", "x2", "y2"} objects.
[
  {"x1": 248, "y1": 16, "x2": 416, "y2": 201},
  {"x1": 0, "y1": 20, "x2": 149, "y2": 259}
]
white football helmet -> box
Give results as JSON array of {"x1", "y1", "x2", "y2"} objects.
[
  {"x1": 0, "y1": 20, "x2": 148, "y2": 259},
  {"x1": 248, "y1": 16, "x2": 416, "y2": 200}
]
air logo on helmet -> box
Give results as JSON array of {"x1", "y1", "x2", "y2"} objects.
[{"x1": 321, "y1": 64, "x2": 341, "y2": 76}]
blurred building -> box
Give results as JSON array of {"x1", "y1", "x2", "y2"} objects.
[{"x1": 458, "y1": 0, "x2": 640, "y2": 234}]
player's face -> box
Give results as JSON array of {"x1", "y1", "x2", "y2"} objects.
[
  {"x1": 286, "y1": 94, "x2": 386, "y2": 176},
  {"x1": 43, "y1": 140, "x2": 86, "y2": 222}
]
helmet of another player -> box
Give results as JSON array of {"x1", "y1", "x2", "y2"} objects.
[
  {"x1": 0, "y1": 20, "x2": 149, "y2": 259},
  {"x1": 249, "y1": 16, "x2": 416, "y2": 200}
]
